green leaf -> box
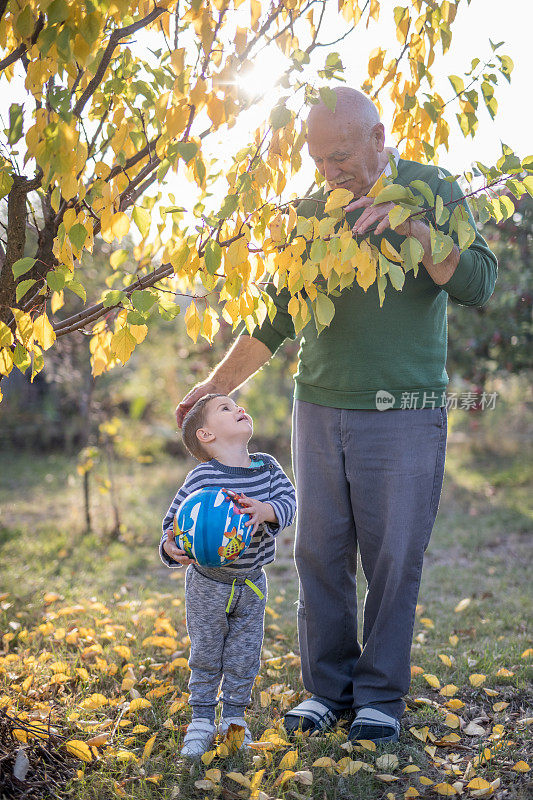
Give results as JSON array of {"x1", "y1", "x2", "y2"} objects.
[
  {"x1": 103, "y1": 290, "x2": 128, "y2": 308},
  {"x1": 16, "y1": 279, "x2": 36, "y2": 301},
  {"x1": 132, "y1": 206, "x2": 151, "y2": 238},
  {"x1": 377, "y1": 273, "x2": 387, "y2": 307},
  {"x1": 0, "y1": 171, "x2": 13, "y2": 200},
  {"x1": 319, "y1": 87, "x2": 337, "y2": 112},
  {"x1": 410, "y1": 180, "x2": 434, "y2": 207},
  {"x1": 131, "y1": 289, "x2": 156, "y2": 314},
  {"x1": 69, "y1": 223, "x2": 87, "y2": 251},
  {"x1": 12, "y1": 257, "x2": 35, "y2": 279},
  {"x1": 158, "y1": 303, "x2": 181, "y2": 320},
  {"x1": 176, "y1": 141, "x2": 198, "y2": 163},
  {"x1": 47, "y1": 0, "x2": 69, "y2": 25},
  {"x1": 314, "y1": 292, "x2": 335, "y2": 327},
  {"x1": 13, "y1": 343, "x2": 31, "y2": 374},
  {"x1": 297, "y1": 217, "x2": 313, "y2": 238},
  {"x1": 46, "y1": 270, "x2": 66, "y2": 292},
  {"x1": 522, "y1": 175, "x2": 533, "y2": 198},
  {"x1": 218, "y1": 193, "x2": 239, "y2": 220},
  {"x1": 373, "y1": 184, "x2": 415, "y2": 205},
  {"x1": 400, "y1": 236, "x2": 424, "y2": 275},
  {"x1": 126, "y1": 310, "x2": 147, "y2": 325},
  {"x1": 435, "y1": 195, "x2": 449, "y2": 225},
  {"x1": 7, "y1": 103, "x2": 23, "y2": 145},
  {"x1": 66, "y1": 280, "x2": 86, "y2": 303},
  {"x1": 270, "y1": 105, "x2": 291, "y2": 130},
  {"x1": 457, "y1": 220, "x2": 476, "y2": 251},
  {"x1": 310, "y1": 238, "x2": 327, "y2": 263},
  {"x1": 387, "y1": 261, "x2": 405, "y2": 290},
  {"x1": 430, "y1": 226, "x2": 454, "y2": 264},
  {"x1": 520, "y1": 155, "x2": 533, "y2": 173},
  {"x1": 204, "y1": 240, "x2": 222, "y2": 275}
]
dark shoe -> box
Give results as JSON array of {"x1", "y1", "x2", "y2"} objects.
[
  {"x1": 348, "y1": 707, "x2": 400, "y2": 744},
  {"x1": 283, "y1": 698, "x2": 349, "y2": 738}
]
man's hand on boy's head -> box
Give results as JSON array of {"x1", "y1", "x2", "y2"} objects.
[
  {"x1": 175, "y1": 379, "x2": 219, "y2": 427},
  {"x1": 162, "y1": 535, "x2": 195, "y2": 566},
  {"x1": 235, "y1": 495, "x2": 277, "y2": 537}
]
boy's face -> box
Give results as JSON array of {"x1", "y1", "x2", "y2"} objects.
[{"x1": 198, "y1": 396, "x2": 253, "y2": 447}]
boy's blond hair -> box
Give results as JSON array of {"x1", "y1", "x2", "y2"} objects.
[{"x1": 181, "y1": 393, "x2": 225, "y2": 462}]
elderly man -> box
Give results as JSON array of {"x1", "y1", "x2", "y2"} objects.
[{"x1": 167, "y1": 88, "x2": 497, "y2": 744}]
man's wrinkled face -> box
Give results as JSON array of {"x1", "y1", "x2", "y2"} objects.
[{"x1": 307, "y1": 112, "x2": 385, "y2": 200}]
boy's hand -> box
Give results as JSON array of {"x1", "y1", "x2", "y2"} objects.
[
  {"x1": 234, "y1": 495, "x2": 277, "y2": 537},
  {"x1": 163, "y1": 534, "x2": 195, "y2": 566}
]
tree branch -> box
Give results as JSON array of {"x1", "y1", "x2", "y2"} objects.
[
  {"x1": 72, "y1": 6, "x2": 167, "y2": 119},
  {"x1": 0, "y1": 13, "x2": 44, "y2": 73}
]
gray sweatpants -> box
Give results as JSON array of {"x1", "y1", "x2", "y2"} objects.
[
  {"x1": 292, "y1": 400, "x2": 447, "y2": 720},
  {"x1": 185, "y1": 565, "x2": 267, "y2": 720}
]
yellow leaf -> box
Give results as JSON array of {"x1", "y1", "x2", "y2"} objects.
[
  {"x1": 404, "y1": 788, "x2": 420, "y2": 798},
  {"x1": 65, "y1": 740, "x2": 92, "y2": 762},
  {"x1": 354, "y1": 739, "x2": 376, "y2": 751},
  {"x1": 467, "y1": 778, "x2": 492, "y2": 790},
  {"x1": 80, "y1": 693, "x2": 107, "y2": 709},
  {"x1": 512, "y1": 761, "x2": 530, "y2": 772},
  {"x1": 143, "y1": 734, "x2": 157, "y2": 760},
  {"x1": 449, "y1": 634, "x2": 459, "y2": 647},
  {"x1": 409, "y1": 726, "x2": 429, "y2": 742},
  {"x1": 493, "y1": 702, "x2": 509, "y2": 712},
  {"x1": 110, "y1": 212, "x2": 130, "y2": 242},
  {"x1": 380, "y1": 238, "x2": 402, "y2": 262},
  {"x1": 434, "y1": 783, "x2": 457, "y2": 795},
  {"x1": 224, "y1": 723, "x2": 245, "y2": 751},
  {"x1": 0, "y1": 321, "x2": 14, "y2": 347},
  {"x1": 184, "y1": 301, "x2": 201, "y2": 343},
  {"x1": 495, "y1": 667, "x2": 514, "y2": 677},
  {"x1": 129, "y1": 324, "x2": 148, "y2": 344},
  {"x1": 423, "y1": 673, "x2": 441, "y2": 689},
  {"x1": 444, "y1": 713, "x2": 460, "y2": 729},
  {"x1": 440, "y1": 684, "x2": 458, "y2": 697},
  {"x1": 402, "y1": 765, "x2": 421, "y2": 773},
  {"x1": 86, "y1": 733, "x2": 110, "y2": 747},
  {"x1": 438, "y1": 654, "x2": 453, "y2": 667},
  {"x1": 313, "y1": 756, "x2": 337, "y2": 767},
  {"x1": 113, "y1": 645, "x2": 131, "y2": 660},
  {"x1": 454, "y1": 598, "x2": 471, "y2": 612},
  {"x1": 324, "y1": 187, "x2": 354, "y2": 213},
  {"x1": 0, "y1": 348, "x2": 13, "y2": 376},
  {"x1": 419, "y1": 776, "x2": 434, "y2": 786},
  {"x1": 115, "y1": 749, "x2": 138, "y2": 762},
  {"x1": 33, "y1": 313, "x2": 56, "y2": 351},
  {"x1": 128, "y1": 698, "x2": 152, "y2": 713},
  {"x1": 110, "y1": 326, "x2": 136, "y2": 365},
  {"x1": 226, "y1": 772, "x2": 250, "y2": 787},
  {"x1": 521, "y1": 648, "x2": 533, "y2": 659},
  {"x1": 469, "y1": 673, "x2": 486, "y2": 687},
  {"x1": 279, "y1": 750, "x2": 299, "y2": 770},
  {"x1": 376, "y1": 774, "x2": 399, "y2": 782},
  {"x1": 260, "y1": 690, "x2": 271, "y2": 707},
  {"x1": 276, "y1": 770, "x2": 296, "y2": 786}
]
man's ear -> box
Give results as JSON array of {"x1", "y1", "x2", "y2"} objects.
[
  {"x1": 372, "y1": 122, "x2": 385, "y2": 152},
  {"x1": 196, "y1": 427, "x2": 215, "y2": 444}
]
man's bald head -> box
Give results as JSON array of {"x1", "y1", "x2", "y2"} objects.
[
  {"x1": 307, "y1": 87, "x2": 381, "y2": 137},
  {"x1": 306, "y1": 87, "x2": 387, "y2": 199}
]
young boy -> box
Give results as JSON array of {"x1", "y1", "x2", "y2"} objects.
[{"x1": 160, "y1": 394, "x2": 296, "y2": 757}]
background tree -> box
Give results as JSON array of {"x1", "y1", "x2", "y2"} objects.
[{"x1": 0, "y1": 0, "x2": 531, "y2": 399}]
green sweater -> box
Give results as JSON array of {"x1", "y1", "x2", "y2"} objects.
[{"x1": 251, "y1": 158, "x2": 498, "y2": 410}]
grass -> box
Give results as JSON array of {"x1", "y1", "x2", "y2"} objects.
[{"x1": 0, "y1": 410, "x2": 532, "y2": 799}]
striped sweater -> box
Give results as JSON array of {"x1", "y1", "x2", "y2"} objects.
[{"x1": 160, "y1": 453, "x2": 296, "y2": 574}]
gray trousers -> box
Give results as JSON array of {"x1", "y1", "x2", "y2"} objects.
[
  {"x1": 292, "y1": 400, "x2": 447, "y2": 720},
  {"x1": 185, "y1": 565, "x2": 267, "y2": 719}
]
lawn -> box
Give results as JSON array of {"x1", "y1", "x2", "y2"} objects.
[{"x1": 0, "y1": 410, "x2": 531, "y2": 799}]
